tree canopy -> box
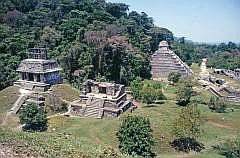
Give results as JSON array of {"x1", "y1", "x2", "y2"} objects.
[
  {"x1": 0, "y1": 0, "x2": 174, "y2": 90},
  {"x1": 0, "y1": 0, "x2": 239, "y2": 91}
]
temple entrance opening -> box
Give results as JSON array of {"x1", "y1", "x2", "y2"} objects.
[
  {"x1": 36, "y1": 74, "x2": 40, "y2": 82},
  {"x1": 28, "y1": 73, "x2": 34, "y2": 81},
  {"x1": 99, "y1": 86, "x2": 107, "y2": 94}
]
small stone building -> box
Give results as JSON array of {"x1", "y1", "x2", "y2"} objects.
[
  {"x1": 14, "y1": 48, "x2": 62, "y2": 91},
  {"x1": 70, "y1": 80, "x2": 132, "y2": 118},
  {"x1": 151, "y1": 41, "x2": 192, "y2": 80}
]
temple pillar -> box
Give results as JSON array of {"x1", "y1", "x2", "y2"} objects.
[
  {"x1": 33, "y1": 74, "x2": 37, "y2": 82},
  {"x1": 26, "y1": 72, "x2": 29, "y2": 81},
  {"x1": 40, "y1": 74, "x2": 45, "y2": 83},
  {"x1": 18, "y1": 72, "x2": 22, "y2": 80}
]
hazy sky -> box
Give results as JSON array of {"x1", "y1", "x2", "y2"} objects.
[{"x1": 107, "y1": 0, "x2": 240, "y2": 43}]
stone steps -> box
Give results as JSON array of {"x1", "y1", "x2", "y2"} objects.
[
  {"x1": 118, "y1": 101, "x2": 131, "y2": 112},
  {"x1": 85, "y1": 110, "x2": 100, "y2": 117},
  {"x1": 152, "y1": 67, "x2": 187, "y2": 71},
  {"x1": 83, "y1": 98, "x2": 103, "y2": 118},
  {"x1": 10, "y1": 95, "x2": 28, "y2": 114}
]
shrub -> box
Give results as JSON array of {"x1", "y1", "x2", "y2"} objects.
[
  {"x1": 208, "y1": 96, "x2": 226, "y2": 113},
  {"x1": 171, "y1": 102, "x2": 204, "y2": 152},
  {"x1": 154, "y1": 89, "x2": 167, "y2": 100},
  {"x1": 18, "y1": 103, "x2": 48, "y2": 132},
  {"x1": 168, "y1": 72, "x2": 181, "y2": 83},
  {"x1": 191, "y1": 96, "x2": 207, "y2": 105},
  {"x1": 130, "y1": 77, "x2": 143, "y2": 100},
  {"x1": 215, "y1": 136, "x2": 240, "y2": 158},
  {"x1": 60, "y1": 101, "x2": 68, "y2": 112},
  {"x1": 140, "y1": 87, "x2": 166, "y2": 104},
  {"x1": 116, "y1": 115, "x2": 155, "y2": 157},
  {"x1": 171, "y1": 137, "x2": 204, "y2": 152},
  {"x1": 140, "y1": 87, "x2": 156, "y2": 104},
  {"x1": 176, "y1": 84, "x2": 193, "y2": 106}
]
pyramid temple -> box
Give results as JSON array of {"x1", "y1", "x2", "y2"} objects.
[{"x1": 150, "y1": 41, "x2": 193, "y2": 80}]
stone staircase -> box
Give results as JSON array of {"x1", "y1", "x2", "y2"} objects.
[
  {"x1": 84, "y1": 98, "x2": 103, "y2": 118},
  {"x1": 10, "y1": 94, "x2": 28, "y2": 114},
  {"x1": 118, "y1": 100, "x2": 131, "y2": 112},
  {"x1": 151, "y1": 48, "x2": 192, "y2": 78}
]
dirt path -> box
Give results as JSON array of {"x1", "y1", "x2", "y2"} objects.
[
  {"x1": 158, "y1": 152, "x2": 197, "y2": 158},
  {"x1": 207, "y1": 120, "x2": 236, "y2": 130},
  {"x1": 127, "y1": 94, "x2": 142, "y2": 109},
  {"x1": 0, "y1": 112, "x2": 11, "y2": 126}
]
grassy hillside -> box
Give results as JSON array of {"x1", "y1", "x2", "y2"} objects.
[
  {"x1": 0, "y1": 83, "x2": 240, "y2": 157},
  {"x1": 47, "y1": 93, "x2": 240, "y2": 158},
  {"x1": 0, "y1": 65, "x2": 240, "y2": 157},
  {"x1": 0, "y1": 86, "x2": 20, "y2": 125},
  {"x1": 0, "y1": 127, "x2": 131, "y2": 158}
]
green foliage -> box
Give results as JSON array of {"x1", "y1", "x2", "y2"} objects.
[
  {"x1": 1, "y1": 0, "x2": 237, "y2": 92},
  {"x1": 172, "y1": 102, "x2": 204, "y2": 139},
  {"x1": 0, "y1": 0, "x2": 173, "y2": 90},
  {"x1": 51, "y1": 101, "x2": 68, "y2": 113},
  {"x1": 0, "y1": 128, "x2": 129, "y2": 158},
  {"x1": 140, "y1": 86, "x2": 157, "y2": 104},
  {"x1": 131, "y1": 79, "x2": 166, "y2": 104},
  {"x1": 176, "y1": 78, "x2": 193, "y2": 106},
  {"x1": 207, "y1": 49, "x2": 240, "y2": 69},
  {"x1": 130, "y1": 77, "x2": 143, "y2": 100},
  {"x1": 170, "y1": 41, "x2": 240, "y2": 67},
  {"x1": 171, "y1": 102, "x2": 204, "y2": 152},
  {"x1": 171, "y1": 137, "x2": 204, "y2": 153},
  {"x1": 140, "y1": 87, "x2": 166, "y2": 104},
  {"x1": 95, "y1": 73, "x2": 107, "y2": 82},
  {"x1": 216, "y1": 135, "x2": 240, "y2": 158},
  {"x1": 18, "y1": 103, "x2": 47, "y2": 132},
  {"x1": 168, "y1": 72, "x2": 181, "y2": 83},
  {"x1": 60, "y1": 101, "x2": 68, "y2": 112},
  {"x1": 208, "y1": 96, "x2": 226, "y2": 113},
  {"x1": 116, "y1": 115, "x2": 155, "y2": 157}
]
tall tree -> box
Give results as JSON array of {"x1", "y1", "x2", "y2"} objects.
[
  {"x1": 171, "y1": 102, "x2": 205, "y2": 152},
  {"x1": 117, "y1": 115, "x2": 155, "y2": 157}
]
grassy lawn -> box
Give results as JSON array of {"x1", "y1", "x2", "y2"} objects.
[
  {"x1": 47, "y1": 97, "x2": 240, "y2": 157},
  {"x1": 0, "y1": 127, "x2": 131, "y2": 158},
  {"x1": 0, "y1": 86, "x2": 20, "y2": 125},
  {"x1": 191, "y1": 63, "x2": 201, "y2": 78},
  {"x1": 1, "y1": 82, "x2": 240, "y2": 157},
  {"x1": 50, "y1": 84, "x2": 80, "y2": 102}
]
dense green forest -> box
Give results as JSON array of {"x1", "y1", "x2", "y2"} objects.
[{"x1": 0, "y1": 0, "x2": 239, "y2": 90}]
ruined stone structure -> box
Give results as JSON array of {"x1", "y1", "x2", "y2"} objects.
[
  {"x1": 14, "y1": 48, "x2": 62, "y2": 91},
  {"x1": 208, "y1": 86, "x2": 240, "y2": 102},
  {"x1": 151, "y1": 41, "x2": 192, "y2": 80},
  {"x1": 10, "y1": 93, "x2": 45, "y2": 114},
  {"x1": 214, "y1": 69, "x2": 240, "y2": 80},
  {"x1": 70, "y1": 80, "x2": 132, "y2": 118}
]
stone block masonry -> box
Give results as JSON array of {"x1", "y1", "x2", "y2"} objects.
[
  {"x1": 14, "y1": 48, "x2": 62, "y2": 92},
  {"x1": 150, "y1": 41, "x2": 193, "y2": 80}
]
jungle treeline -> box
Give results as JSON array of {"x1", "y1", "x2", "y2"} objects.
[{"x1": 0, "y1": 0, "x2": 239, "y2": 90}]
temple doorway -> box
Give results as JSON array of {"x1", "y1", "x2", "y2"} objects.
[
  {"x1": 36, "y1": 74, "x2": 40, "y2": 82},
  {"x1": 99, "y1": 87, "x2": 107, "y2": 94},
  {"x1": 28, "y1": 73, "x2": 34, "y2": 81}
]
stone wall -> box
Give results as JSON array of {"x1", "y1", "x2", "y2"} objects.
[{"x1": 43, "y1": 71, "x2": 62, "y2": 85}]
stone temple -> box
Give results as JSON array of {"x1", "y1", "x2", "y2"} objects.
[
  {"x1": 70, "y1": 80, "x2": 132, "y2": 118},
  {"x1": 151, "y1": 41, "x2": 193, "y2": 80},
  {"x1": 14, "y1": 48, "x2": 62, "y2": 91}
]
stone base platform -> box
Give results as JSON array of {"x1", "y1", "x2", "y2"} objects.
[{"x1": 14, "y1": 80, "x2": 50, "y2": 92}]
